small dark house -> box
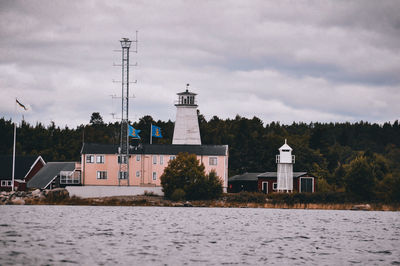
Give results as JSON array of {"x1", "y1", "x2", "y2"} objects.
[{"x1": 228, "y1": 173, "x2": 261, "y2": 193}]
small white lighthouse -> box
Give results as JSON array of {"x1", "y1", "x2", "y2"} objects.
[
  {"x1": 276, "y1": 139, "x2": 295, "y2": 192},
  {"x1": 172, "y1": 84, "x2": 201, "y2": 145}
]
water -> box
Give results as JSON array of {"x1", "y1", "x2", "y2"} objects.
[{"x1": 0, "y1": 206, "x2": 399, "y2": 265}]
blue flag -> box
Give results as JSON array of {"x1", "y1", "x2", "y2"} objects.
[
  {"x1": 128, "y1": 125, "x2": 141, "y2": 139},
  {"x1": 152, "y1": 125, "x2": 162, "y2": 138}
]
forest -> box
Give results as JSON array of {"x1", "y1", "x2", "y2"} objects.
[{"x1": 1, "y1": 112, "x2": 399, "y2": 202}]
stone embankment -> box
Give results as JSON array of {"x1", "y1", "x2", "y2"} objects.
[{"x1": 0, "y1": 188, "x2": 69, "y2": 205}]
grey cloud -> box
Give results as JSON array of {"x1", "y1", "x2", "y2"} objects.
[{"x1": 0, "y1": 0, "x2": 399, "y2": 127}]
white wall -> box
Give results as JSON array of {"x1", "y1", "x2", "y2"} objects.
[
  {"x1": 66, "y1": 186, "x2": 163, "y2": 198},
  {"x1": 172, "y1": 106, "x2": 201, "y2": 145}
]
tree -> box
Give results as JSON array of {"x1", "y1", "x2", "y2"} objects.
[
  {"x1": 160, "y1": 152, "x2": 223, "y2": 200},
  {"x1": 90, "y1": 112, "x2": 104, "y2": 125},
  {"x1": 344, "y1": 156, "x2": 375, "y2": 201}
]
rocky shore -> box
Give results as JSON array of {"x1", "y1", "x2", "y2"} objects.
[
  {"x1": 0, "y1": 188, "x2": 70, "y2": 205},
  {"x1": 1, "y1": 189, "x2": 398, "y2": 211}
]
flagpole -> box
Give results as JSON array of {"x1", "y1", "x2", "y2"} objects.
[
  {"x1": 150, "y1": 123, "x2": 152, "y2": 144},
  {"x1": 12, "y1": 122, "x2": 16, "y2": 192}
]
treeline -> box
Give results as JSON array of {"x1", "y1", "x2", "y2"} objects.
[{"x1": 1, "y1": 113, "x2": 399, "y2": 201}]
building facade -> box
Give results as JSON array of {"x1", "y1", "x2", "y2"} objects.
[
  {"x1": 228, "y1": 172, "x2": 316, "y2": 194},
  {"x1": 258, "y1": 172, "x2": 315, "y2": 194},
  {"x1": 81, "y1": 143, "x2": 229, "y2": 191}
]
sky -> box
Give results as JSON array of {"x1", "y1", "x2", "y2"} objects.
[{"x1": 1, "y1": 0, "x2": 400, "y2": 128}]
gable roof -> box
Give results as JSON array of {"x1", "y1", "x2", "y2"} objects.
[
  {"x1": 0, "y1": 155, "x2": 43, "y2": 180},
  {"x1": 27, "y1": 162, "x2": 75, "y2": 189},
  {"x1": 81, "y1": 143, "x2": 228, "y2": 156}
]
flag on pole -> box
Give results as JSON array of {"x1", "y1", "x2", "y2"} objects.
[
  {"x1": 151, "y1": 125, "x2": 162, "y2": 138},
  {"x1": 16, "y1": 99, "x2": 27, "y2": 110},
  {"x1": 128, "y1": 125, "x2": 141, "y2": 139}
]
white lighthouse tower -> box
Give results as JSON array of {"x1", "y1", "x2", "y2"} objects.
[
  {"x1": 276, "y1": 139, "x2": 295, "y2": 192},
  {"x1": 172, "y1": 84, "x2": 201, "y2": 145}
]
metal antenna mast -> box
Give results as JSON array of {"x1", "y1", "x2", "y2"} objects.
[{"x1": 118, "y1": 34, "x2": 138, "y2": 186}]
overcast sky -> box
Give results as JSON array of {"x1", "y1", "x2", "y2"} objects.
[{"x1": 1, "y1": 0, "x2": 399, "y2": 127}]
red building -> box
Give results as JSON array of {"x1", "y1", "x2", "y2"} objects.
[
  {"x1": 0, "y1": 155, "x2": 45, "y2": 191},
  {"x1": 257, "y1": 172, "x2": 316, "y2": 194},
  {"x1": 228, "y1": 172, "x2": 316, "y2": 194}
]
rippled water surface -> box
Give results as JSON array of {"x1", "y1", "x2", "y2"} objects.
[{"x1": 0, "y1": 206, "x2": 399, "y2": 265}]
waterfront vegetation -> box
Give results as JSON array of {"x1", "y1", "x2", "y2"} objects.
[
  {"x1": 160, "y1": 152, "x2": 223, "y2": 201},
  {"x1": 1, "y1": 113, "x2": 400, "y2": 203}
]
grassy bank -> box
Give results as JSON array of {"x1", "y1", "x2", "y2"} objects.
[{"x1": 21, "y1": 193, "x2": 400, "y2": 211}]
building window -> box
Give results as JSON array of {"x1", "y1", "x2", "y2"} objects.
[
  {"x1": 96, "y1": 155, "x2": 105, "y2": 164},
  {"x1": 300, "y1": 177, "x2": 314, "y2": 193},
  {"x1": 170, "y1": 156, "x2": 176, "y2": 161},
  {"x1": 136, "y1": 171, "x2": 140, "y2": 177},
  {"x1": 118, "y1": 171, "x2": 128, "y2": 180},
  {"x1": 136, "y1": 155, "x2": 141, "y2": 161},
  {"x1": 273, "y1": 182, "x2": 277, "y2": 191},
  {"x1": 262, "y1": 181, "x2": 268, "y2": 194},
  {"x1": 60, "y1": 171, "x2": 81, "y2": 185},
  {"x1": 209, "y1": 157, "x2": 218, "y2": 166},
  {"x1": 86, "y1": 155, "x2": 94, "y2": 163},
  {"x1": 152, "y1": 172, "x2": 157, "y2": 180},
  {"x1": 160, "y1": 155, "x2": 164, "y2": 165},
  {"x1": 96, "y1": 171, "x2": 107, "y2": 180},
  {"x1": 118, "y1": 155, "x2": 127, "y2": 164},
  {"x1": 153, "y1": 155, "x2": 157, "y2": 165},
  {"x1": 1, "y1": 180, "x2": 12, "y2": 187}
]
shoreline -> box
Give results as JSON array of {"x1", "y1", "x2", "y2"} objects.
[{"x1": 2, "y1": 190, "x2": 399, "y2": 211}]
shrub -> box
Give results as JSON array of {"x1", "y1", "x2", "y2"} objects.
[
  {"x1": 170, "y1": 188, "x2": 186, "y2": 201},
  {"x1": 226, "y1": 192, "x2": 266, "y2": 203}
]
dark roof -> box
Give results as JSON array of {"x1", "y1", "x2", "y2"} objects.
[
  {"x1": 27, "y1": 162, "x2": 75, "y2": 189},
  {"x1": 0, "y1": 155, "x2": 42, "y2": 180},
  {"x1": 229, "y1": 171, "x2": 312, "y2": 182},
  {"x1": 258, "y1": 172, "x2": 310, "y2": 178},
  {"x1": 229, "y1": 173, "x2": 262, "y2": 182},
  {"x1": 81, "y1": 143, "x2": 228, "y2": 156}
]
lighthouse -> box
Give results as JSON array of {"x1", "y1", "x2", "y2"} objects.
[
  {"x1": 276, "y1": 139, "x2": 295, "y2": 192},
  {"x1": 172, "y1": 84, "x2": 201, "y2": 145}
]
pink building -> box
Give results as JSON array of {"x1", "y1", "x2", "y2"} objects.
[{"x1": 81, "y1": 143, "x2": 229, "y2": 191}]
